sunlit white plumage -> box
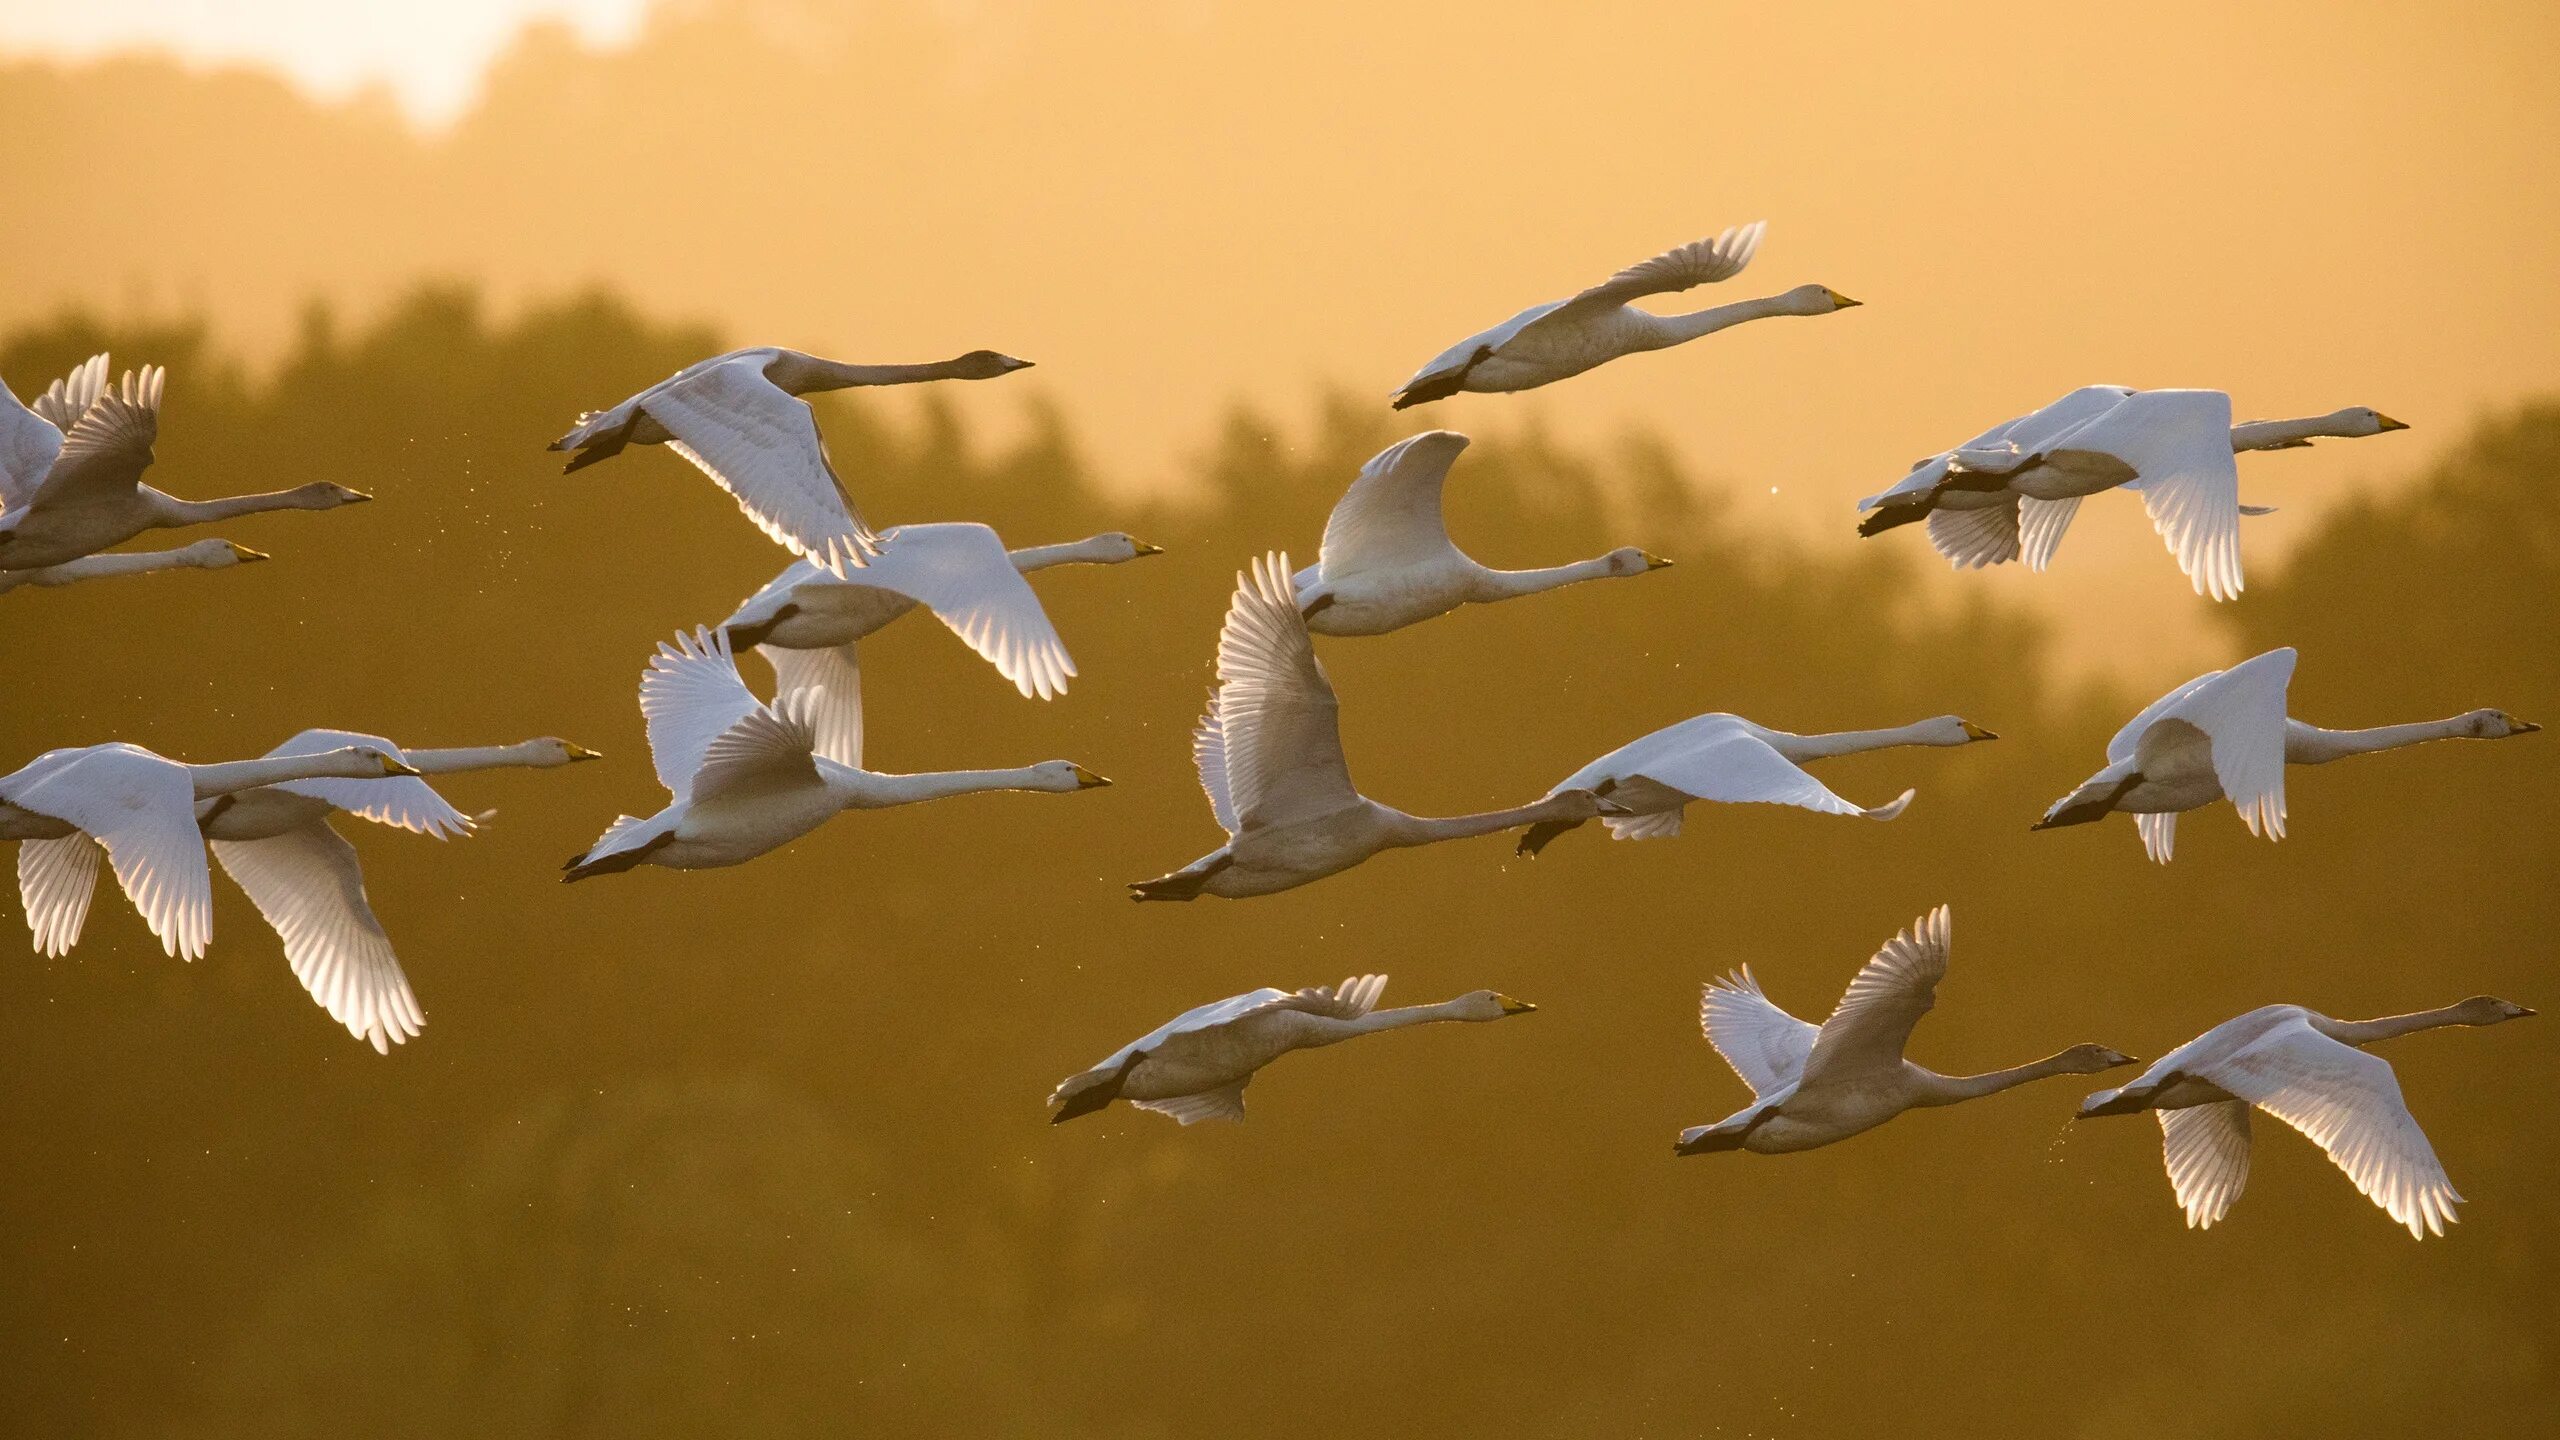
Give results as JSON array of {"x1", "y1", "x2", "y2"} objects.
[
  {"x1": 0, "y1": 538, "x2": 268, "y2": 595},
  {"x1": 1047, "y1": 973, "x2": 1536, "y2": 1125},
  {"x1": 1289, "y1": 432, "x2": 1669, "y2": 635},
  {"x1": 1128, "y1": 552, "x2": 1615, "y2": 901},
  {"x1": 1391, "y1": 224, "x2": 1858, "y2": 407},
  {"x1": 1676, "y1": 907, "x2": 2135, "y2": 1156},
  {"x1": 564, "y1": 627, "x2": 1107, "y2": 879},
  {"x1": 2036, "y1": 648, "x2": 2538, "y2": 860},
  {"x1": 1518, "y1": 710, "x2": 1997, "y2": 856},
  {"x1": 0, "y1": 742, "x2": 418, "y2": 961},
  {"x1": 2077, "y1": 997, "x2": 2533, "y2": 1238},
  {"x1": 550, "y1": 346, "x2": 1032, "y2": 575}
]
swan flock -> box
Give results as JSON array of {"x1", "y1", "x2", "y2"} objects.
[{"x1": 4, "y1": 217, "x2": 2538, "y2": 1242}]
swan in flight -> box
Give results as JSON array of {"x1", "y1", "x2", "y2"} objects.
[
  {"x1": 1677, "y1": 906, "x2": 2135, "y2": 1156},
  {"x1": 1, "y1": 742, "x2": 418, "y2": 961},
  {"x1": 1128, "y1": 552, "x2": 1618, "y2": 901},
  {"x1": 1048, "y1": 973, "x2": 1536, "y2": 1125},
  {"x1": 550, "y1": 346, "x2": 1033, "y2": 575},
  {"x1": 199, "y1": 730, "x2": 600, "y2": 1053},
  {"x1": 0, "y1": 359, "x2": 370, "y2": 572},
  {"x1": 1519, "y1": 710, "x2": 1997, "y2": 856},
  {"x1": 1857, "y1": 387, "x2": 2406, "y2": 601},
  {"x1": 1290, "y1": 432, "x2": 1670, "y2": 636},
  {"x1": 0, "y1": 538, "x2": 266, "y2": 596},
  {"x1": 2077, "y1": 996, "x2": 2534, "y2": 1238},
  {"x1": 718, "y1": 525, "x2": 1160, "y2": 736},
  {"x1": 564, "y1": 627, "x2": 1108, "y2": 880},
  {"x1": 1391, "y1": 223, "x2": 1857, "y2": 408},
  {"x1": 2036, "y1": 647, "x2": 2538, "y2": 861}
]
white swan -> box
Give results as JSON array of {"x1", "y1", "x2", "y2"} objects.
[
  {"x1": 718, "y1": 525, "x2": 1161, "y2": 732},
  {"x1": 1128, "y1": 552, "x2": 1616, "y2": 901},
  {"x1": 1048, "y1": 974, "x2": 1536, "y2": 1125},
  {"x1": 550, "y1": 346, "x2": 1033, "y2": 575},
  {"x1": 1858, "y1": 387, "x2": 2407, "y2": 600},
  {"x1": 1391, "y1": 223, "x2": 1857, "y2": 407},
  {"x1": 1518, "y1": 710, "x2": 1997, "y2": 856},
  {"x1": 0, "y1": 538, "x2": 267, "y2": 595},
  {"x1": 198, "y1": 730, "x2": 600, "y2": 1053},
  {"x1": 0, "y1": 359, "x2": 370, "y2": 572},
  {"x1": 1289, "y1": 431, "x2": 1669, "y2": 636},
  {"x1": 1676, "y1": 906, "x2": 2135, "y2": 1156},
  {"x1": 1, "y1": 742, "x2": 418, "y2": 960},
  {"x1": 2077, "y1": 996, "x2": 2533, "y2": 1238},
  {"x1": 564, "y1": 627, "x2": 1108, "y2": 879},
  {"x1": 2036, "y1": 647, "x2": 2538, "y2": 861}
]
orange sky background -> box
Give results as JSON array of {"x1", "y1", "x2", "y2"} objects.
[{"x1": 4, "y1": 0, "x2": 2557, "y2": 677}]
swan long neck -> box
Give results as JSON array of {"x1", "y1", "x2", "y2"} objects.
[
  {"x1": 156, "y1": 489, "x2": 334, "y2": 523},
  {"x1": 187, "y1": 752, "x2": 387, "y2": 799},
  {"x1": 1383, "y1": 795, "x2": 1584, "y2": 848},
  {"x1": 1768, "y1": 722, "x2": 1944, "y2": 762},
  {"x1": 2320, "y1": 1006, "x2": 2480, "y2": 1048},
  {"x1": 1009, "y1": 537, "x2": 1113, "y2": 572},
  {"x1": 2228, "y1": 410, "x2": 2366, "y2": 452},
  {"x1": 1315, "y1": 1000, "x2": 1477, "y2": 1047},
  {"x1": 1650, "y1": 293, "x2": 1798, "y2": 346},
  {"x1": 402, "y1": 742, "x2": 556, "y2": 775},
  {"x1": 0, "y1": 550, "x2": 192, "y2": 592},
  {"x1": 862, "y1": 766, "x2": 1065, "y2": 803},
  {"x1": 1469, "y1": 555, "x2": 1619, "y2": 601},
  {"x1": 2284, "y1": 715, "x2": 2478, "y2": 765},
  {"x1": 1914, "y1": 1051, "x2": 2090, "y2": 1105},
  {"x1": 791, "y1": 355, "x2": 987, "y2": 392}
]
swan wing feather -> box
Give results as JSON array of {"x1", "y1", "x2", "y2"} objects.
[
  {"x1": 212, "y1": 821, "x2": 423, "y2": 1054},
  {"x1": 1700, "y1": 965, "x2": 1817, "y2": 1098},
  {"x1": 1800, "y1": 905, "x2": 1951, "y2": 1085},
  {"x1": 641, "y1": 355, "x2": 877, "y2": 575}
]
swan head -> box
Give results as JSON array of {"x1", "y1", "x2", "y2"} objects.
[
  {"x1": 1089, "y1": 532, "x2": 1166, "y2": 563},
  {"x1": 326, "y1": 746, "x2": 421, "y2": 779},
  {"x1": 181, "y1": 539, "x2": 268, "y2": 568},
  {"x1": 2058, "y1": 1043, "x2": 2141, "y2": 1075},
  {"x1": 2462, "y1": 709, "x2": 2539, "y2": 739},
  {"x1": 1027, "y1": 760, "x2": 1114, "y2": 791},
  {"x1": 1449, "y1": 989, "x2": 1537, "y2": 1021},
  {"x1": 1778, "y1": 283, "x2": 1861, "y2": 315},
  {"x1": 1602, "y1": 546, "x2": 1675, "y2": 576},
  {"x1": 2327, "y1": 406, "x2": 2410, "y2": 437},
  {"x1": 2451, "y1": 996, "x2": 2535, "y2": 1026},
  {"x1": 1912, "y1": 715, "x2": 1999, "y2": 746},
  {"x1": 953, "y1": 350, "x2": 1036, "y2": 379},
  {"x1": 521, "y1": 738, "x2": 605, "y2": 767},
  {"x1": 289, "y1": 482, "x2": 373, "y2": 509}
]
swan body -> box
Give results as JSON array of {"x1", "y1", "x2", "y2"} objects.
[
  {"x1": 1289, "y1": 432, "x2": 1669, "y2": 636},
  {"x1": 718, "y1": 525, "x2": 1160, "y2": 710},
  {"x1": 193, "y1": 731, "x2": 599, "y2": 1052},
  {"x1": 1048, "y1": 974, "x2": 1536, "y2": 1125},
  {"x1": 2036, "y1": 647, "x2": 2538, "y2": 861},
  {"x1": 1391, "y1": 224, "x2": 1858, "y2": 407},
  {"x1": 0, "y1": 358, "x2": 369, "y2": 572},
  {"x1": 550, "y1": 346, "x2": 1032, "y2": 575},
  {"x1": 1859, "y1": 388, "x2": 2406, "y2": 600},
  {"x1": 564, "y1": 628, "x2": 1106, "y2": 879},
  {"x1": 1676, "y1": 907, "x2": 2135, "y2": 1156},
  {"x1": 1128, "y1": 552, "x2": 1615, "y2": 901},
  {"x1": 0, "y1": 538, "x2": 267, "y2": 595},
  {"x1": 2077, "y1": 997, "x2": 2533, "y2": 1237},
  {"x1": 1, "y1": 742, "x2": 418, "y2": 960},
  {"x1": 1519, "y1": 711, "x2": 1996, "y2": 856}
]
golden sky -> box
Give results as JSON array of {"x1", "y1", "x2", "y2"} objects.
[{"x1": 4, "y1": 0, "x2": 2557, "y2": 677}]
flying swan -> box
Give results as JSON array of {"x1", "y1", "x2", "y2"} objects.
[
  {"x1": 564, "y1": 627, "x2": 1108, "y2": 880},
  {"x1": 1391, "y1": 222, "x2": 1857, "y2": 407},
  {"x1": 1857, "y1": 386, "x2": 2407, "y2": 601},
  {"x1": 2077, "y1": 995, "x2": 2533, "y2": 1237},
  {"x1": 1519, "y1": 709, "x2": 1997, "y2": 856},
  {"x1": 1, "y1": 741, "x2": 418, "y2": 960},
  {"x1": 1676, "y1": 906, "x2": 2135, "y2": 1156},
  {"x1": 1290, "y1": 431, "x2": 1669, "y2": 636},
  {"x1": 2035, "y1": 647, "x2": 2538, "y2": 861},
  {"x1": 0, "y1": 538, "x2": 267, "y2": 596},
  {"x1": 550, "y1": 346, "x2": 1033, "y2": 575},
  {"x1": 1127, "y1": 552, "x2": 1618, "y2": 901},
  {"x1": 1048, "y1": 973, "x2": 1537, "y2": 1125},
  {"x1": 0, "y1": 357, "x2": 370, "y2": 572},
  {"x1": 200, "y1": 729, "x2": 600, "y2": 1053}
]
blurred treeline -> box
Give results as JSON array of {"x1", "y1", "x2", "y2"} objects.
[{"x1": 0, "y1": 291, "x2": 2550, "y2": 1438}]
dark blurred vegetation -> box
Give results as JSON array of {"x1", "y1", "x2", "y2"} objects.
[{"x1": 0, "y1": 294, "x2": 2550, "y2": 1438}]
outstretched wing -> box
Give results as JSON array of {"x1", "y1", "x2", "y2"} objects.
[
  {"x1": 1190, "y1": 694, "x2": 1241, "y2": 835},
  {"x1": 1209, "y1": 552, "x2": 1357, "y2": 831},
  {"x1": 15, "y1": 833, "x2": 102, "y2": 957},
  {"x1": 641, "y1": 356, "x2": 877, "y2": 575},
  {"x1": 1315, "y1": 431, "x2": 1470, "y2": 578},
  {"x1": 844, "y1": 523, "x2": 1074, "y2": 698},
  {"x1": 1924, "y1": 502, "x2": 2021, "y2": 569},
  {"x1": 261, "y1": 729, "x2": 473, "y2": 838},
  {"x1": 1617, "y1": 723, "x2": 1904, "y2": 819},
  {"x1": 1799, "y1": 906, "x2": 1951, "y2": 1087},
  {"x1": 24, "y1": 366, "x2": 162, "y2": 514},
  {"x1": 2158, "y1": 1101, "x2": 2253, "y2": 1229},
  {"x1": 2, "y1": 745, "x2": 211, "y2": 958},
  {"x1": 760, "y1": 642, "x2": 863, "y2": 769},
  {"x1": 1699, "y1": 966, "x2": 1817, "y2": 1098},
  {"x1": 638, "y1": 628, "x2": 770, "y2": 799},
  {"x1": 1554, "y1": 222, "x2": 1766, "y2": 315},
  {"x1": 2136, "y1": 647, "x2": 2295, "y2": 839},
  {"x1": 2204, "y1": 1019, "x2": 2460, "y2": 1239},
  {"x1": 1862, "y1": 386, "x2": 2137, "y2": 510},
  {"x1": 2069, "y1": 389, "x2": 2244, "y2": 599},
  {"x1": 688, "y1": 688, "x2": 822, "y2": 805},
  {"x1": 212, "y1": 822, "x2": 424, "y2": 1054}
]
